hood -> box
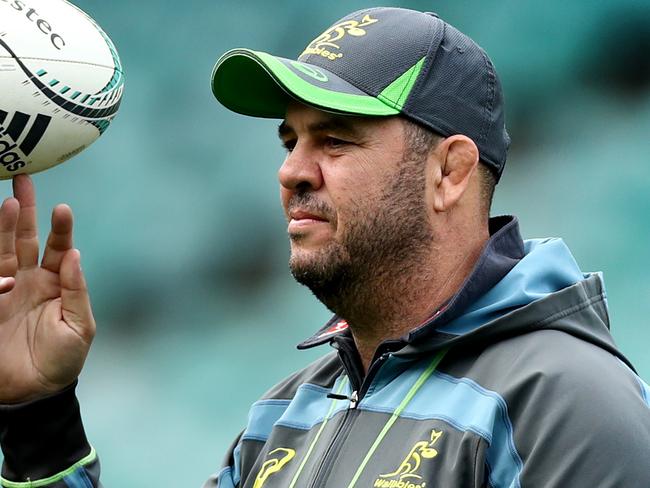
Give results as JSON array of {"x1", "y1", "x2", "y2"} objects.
[
  {"x1": 436, "y1": 237, "x2": 588, "y2": 336},
  {"x1": 396, "y1": 231, "x2": 632, "y2": 370}
]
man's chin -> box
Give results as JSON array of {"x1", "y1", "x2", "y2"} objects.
[
  {"x1": 288, "y1": 247, "x2": 323, "y2": 273},
  {"x1": 289, "y1": 244, "x2": 345, "y2": 281}
]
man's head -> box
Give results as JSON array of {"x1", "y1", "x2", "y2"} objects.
[{"x1": 211, "y1": 7, "x2": 507, "y2": 316}]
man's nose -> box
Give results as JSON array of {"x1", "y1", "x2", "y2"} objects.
[{"x1": 278, "y1": 143, "x2": 324, "y2": 191}]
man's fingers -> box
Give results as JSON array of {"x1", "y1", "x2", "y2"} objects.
[
  {"x1": 0, "y1": 276, "x2": 16, "y2": 294},
  {"x1": 41, "y1": 204, "x2": 74, "y2": 273},
  {"x1": 59, "y1": 249, "x2": 96, "y2": 343},
  {"x1": 12, "y1": 175, "x2": 39, "y2": 269},
  {"x1": 0, "y1": 198, "x2": 19, "y2": 277}
]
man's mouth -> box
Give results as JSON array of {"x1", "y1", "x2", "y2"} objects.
[
  {"x1": 288, "y1": 209, "x2": 331, "y2": 234},
  {"x1": 289, "y1": 210, "x2": 328, "y2": 223}
]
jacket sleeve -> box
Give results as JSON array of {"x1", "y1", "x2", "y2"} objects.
[{"x1": 0, "y1": 382, "x2": 100, "y2": 488}]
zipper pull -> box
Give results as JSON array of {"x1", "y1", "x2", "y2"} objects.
[
  {"x1": 349, "y1": 390, "x2": 359, "y2": 409},
  {"x1": 326, "y1": 390, "x2": 359, "y2": 409}
]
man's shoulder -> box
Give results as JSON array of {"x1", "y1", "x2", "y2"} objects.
[
  {"x1": 481, "y1": 328, "x2": 634, "y2": 384},
  {"x1": 443, "y1": 329, "x2": 650, "y2": 486},
  {"x1": 259, "y1": 350, "x2": 343, "y2": 402},
  {"x1": 445, "y1": 328, "x2": 649, "y2": 419}
]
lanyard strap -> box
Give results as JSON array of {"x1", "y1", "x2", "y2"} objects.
[{"x1": 288, "y1": 375, "x2": 349, "y2": 488}]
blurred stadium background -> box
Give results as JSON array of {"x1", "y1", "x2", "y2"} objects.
[{"x1": 1, "y1": 0, "x2": 649, "y2": 486}]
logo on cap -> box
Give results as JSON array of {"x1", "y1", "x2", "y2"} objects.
[
  {"x1": 301, "y1": 14, "x2": 378, "y2": 61},
  {"x1": 290, "y1": 61, "x2": 328, "y2": 82}
]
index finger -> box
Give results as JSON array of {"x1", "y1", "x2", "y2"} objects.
[
  {"x1": 0, "y1": 197, "x2": 19, "y2": 277},
  {"x1": 12, "y1": 174, "x2": 39, "y2": 268}
]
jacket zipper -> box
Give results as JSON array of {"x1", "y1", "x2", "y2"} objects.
[
  {"x1": 307, "y1": 354, "x2": 390, "y2": 487},
  {"x1": 358, "y1": 353, "x2": 390, "y2": 399},
  {"x1": 308, "y1": 392, "x2": 360, "y2": 488}
]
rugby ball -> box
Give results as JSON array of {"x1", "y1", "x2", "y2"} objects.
[{"x1": 0, "y1": 0, "x2": 123, "y2": 179}]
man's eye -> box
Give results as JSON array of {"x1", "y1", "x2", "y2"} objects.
[
  {"x1": 325, "y1": 137, "x2": 349, "y2": 148},
  {"x1": 282, "y1": 140, "x2": 296, "y2": 152}
]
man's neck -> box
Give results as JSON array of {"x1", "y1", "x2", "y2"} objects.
[{"x1": 343, "y1": 231, "x2": 488, "y2": 372}]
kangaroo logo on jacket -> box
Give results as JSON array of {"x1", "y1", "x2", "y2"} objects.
[
  {"x1": 253, "y1": 447, "x2": 296, "y2": 488},
  {"x1": 373, "y1": 430, "x2": 443, "y2": 488}
]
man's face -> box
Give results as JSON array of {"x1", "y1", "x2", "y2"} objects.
[{"x1": 277, "y1": 102, "x2": 433, "y2": 306}]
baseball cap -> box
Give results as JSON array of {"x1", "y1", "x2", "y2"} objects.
[{"x1": 211, "y1": 7, "x2": 510, "y2": 180}]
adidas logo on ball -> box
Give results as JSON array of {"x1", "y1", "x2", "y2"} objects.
[{"x1": 0, "y1": 110, "x2": 51, "y2": 172}]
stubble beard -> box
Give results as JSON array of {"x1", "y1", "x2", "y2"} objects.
[{"x1": 288, "y1": 154, "x2": 433, "y2": 324}]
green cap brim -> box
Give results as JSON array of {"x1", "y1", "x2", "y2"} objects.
[{"x1": 211, "y1": 49, "x2": 400, "y2": 118}]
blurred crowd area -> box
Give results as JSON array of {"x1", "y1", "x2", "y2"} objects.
[{"x1": 1, "y1": 0, "x2": 649, "y2": 486}]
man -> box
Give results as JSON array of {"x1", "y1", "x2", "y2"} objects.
[{"x1": 0, "y1": 7, "x2": 649, "y2": 488}]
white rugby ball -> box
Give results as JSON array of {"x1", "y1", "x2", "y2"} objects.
[{"x1": 0, "y1": 0, "x2": 123, "y2": 179}]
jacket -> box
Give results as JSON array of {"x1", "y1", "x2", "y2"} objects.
[{"x1": 1, "y1": 216, "x2": 649, "y2": 487}]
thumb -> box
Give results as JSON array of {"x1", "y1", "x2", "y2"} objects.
[{"x1": 60, "y1": 249, "x2": 96, "y2": 343}]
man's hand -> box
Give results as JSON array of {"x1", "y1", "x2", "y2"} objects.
[{"x1": 0, "y1": 175, "x2": 95, "y2": 404}]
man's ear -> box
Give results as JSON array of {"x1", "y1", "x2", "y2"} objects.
[{"x1": 431, "y1": 135, "x2": 479, "y2": 212}]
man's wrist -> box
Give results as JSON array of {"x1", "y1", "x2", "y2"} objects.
[{"x1": 0, "y1": 381, "x2": 92, "y2": 482}]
